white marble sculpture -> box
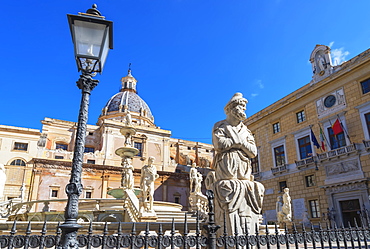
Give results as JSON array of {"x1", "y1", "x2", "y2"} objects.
[
  {"x1": 282, "y1": 188, "x2": 292, "y2": 222},
  {"x1": 276, "y1": 196, "x2": 284, "y2": 223},
  {"x1": 189, "y1": 163, "x2": 198, "y2": 192},
  {"x1": 206, "y1": 92, "x2": 265, "y2": 235},
  {"x1": 194, "y1": 172, "x2": 203, "y2": 194},
  {"x1": 121, "y1": 158, "x2": 134, "y2": 190},
  {"x1": 0, "y1": 164, "x2": 6, "y2": 201},
  {"x1": 140, "y1": 156, "x2": 159, "y2": 212}
]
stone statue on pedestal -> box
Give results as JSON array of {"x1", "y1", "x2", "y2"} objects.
[
  {"x1": 206, "y1": 92, "x2": 265, "y2": 235},
  {"x1": 276, "y1": 196, "x2": 284, "y2": 223},
  {"x1": 189, "y1": 163, "x2": 198, "y2": 192},
  {"x1": 140, "y1": 156, "x2": 159, "y2": 213},
  {"x1": 282, "y1": 188, "x2": 292, "y2": 221},
  {"x1": 121, "y1": 158, "x2": 134, "y2": 190}
]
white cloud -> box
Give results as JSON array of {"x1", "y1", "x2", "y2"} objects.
[
  {"x1": 329, "y1": 41, "x2": 350, "y2": 66},
  {"x1": 251, "y1": 93, "x2": 259, "y2": 97},
  {"x1": 255, "y1": 79, "x2": 264, "y2": 89}
]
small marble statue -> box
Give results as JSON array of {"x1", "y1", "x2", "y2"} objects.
[
  {"x1": 301, "y1": 210, "x2": 310, "y2": 226},
  {"x1": 207, "y1": 93, "x2": 265, "y2": 235},
  {"x1": 121, "y1": 158, "x2": 134, "y2": 190},
  {"x1": 276, "y1": 196, "x2": 284, "y2": 223},
  {"x1": 123, "y1": 112, "x2": 133, "y2": 126},
  {"x1": 189, "y1": 163, "x2": 198, "y2": 192},
  {"x1": 140, "y1": 156, "x2": 159, "y2": 212},
  {"x1": 282, "y1": 188, "x2": 292, "y2": 222},
  {"x1": 194, "y1": 172, "x2": 203, "y2": 194}
]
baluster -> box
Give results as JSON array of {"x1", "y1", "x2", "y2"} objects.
[
  {"x1": 196, "y1": 212, "x2": 200, "y2": 249},
  {"x1": 171, "y1": 218, "x2": 175, "y2": 249},
  {"x1": 234, "y1": 216, "x2": 239, "y2": 249},
  {"x1": 101, "y1": 222, "x2": 108, "y2": 249},
  {"x1": 354, "y1": 218, "x2": 363, "y2": 249},
  {"x1": 130, "y1": 223, "x2": 136, "y2": 249},
  {"x1": 341, "y1": 223, "x2": 348, "y2": 249},
  {"x1": 203, "y1": 190, "x2": 220, "y2": 249},
  {"x1": 55, "y1": 222, "x2": 62, "y2": 248},
  {"x1": 158, "y1": 224, "x2": 163, "y2": 249},
  {"x1": 360, "y1": 218, "x2": 368, "y2": 249},
  {"x1": 116, "y1": 222, "x2": 122, "y2": 249},
  {"x1": 292, "y1": 223, "x2": 298, "y2": 249},
  {"x1": 274, "y1": 223, "x2": 280, "y2": 249},
  {"x1": 224, "y1": 212, "x2": 228, "y2": 249},
  {"x1": 348, "y1": 222, "x2": 355, "y2": 249},
  {"x1": 24, "y1": 221, "x2": 31, "y2": 249},
  {"x1": 245, "y1": 219, "x2": 250, "y2": 249},
  {"x1": 333, "y1": 222, "x2": 340, "y2": 249},
  {"x1": 144, "y1": 222, "x2": 150, "y2": 249},
  {"x1": 39, "y1": 221, "x2": 47, "y2": 249},
  {"x1": 86, "y1": 222, "x2": 93, "y2": 249},
  {"x1": 310, "y1": 223, "x2": 316, "y2": 249},
  {"x1": 301, "y1": 223, "x2": 307, "y2": 249},
  {"x1": 318, "y1": 223, "x2": 324, "y2": 249},
  {"x1": 265, "y1": 224, "x2": 271, "y2": 249},
  {"x1": 255, "y1": 223, "x2": 260, "y2": 249},
  {"x1": 183, "y1": 213, "x2": 188, "y2": 249},
  {"x1": 325, "y1": 222, "x2": 332, "y2": 249},
  {"x1": 284, "y1": 223, "x2": 289, "y2": 249},
  {"x1": 8, "y1": 220, "x2": 17, "y2": 249}
]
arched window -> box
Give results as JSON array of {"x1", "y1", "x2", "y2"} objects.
[{"x1": 10, "y1": 159, "x2": 26, "y2": 166}]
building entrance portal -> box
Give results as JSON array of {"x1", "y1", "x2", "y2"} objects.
[{"x1": 340, "y1": 199, "x2": 361, "y2": 227}]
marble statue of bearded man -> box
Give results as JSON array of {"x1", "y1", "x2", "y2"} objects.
[{"x1": 210, "y1": 92, "x2": 265, "y2": 234}]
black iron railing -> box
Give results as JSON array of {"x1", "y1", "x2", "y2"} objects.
[{"x1": 1, "y1": 191, "x2": 370, "y2": 249}]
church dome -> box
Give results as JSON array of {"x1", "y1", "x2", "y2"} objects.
[{"x1": 100, "y1": 69, "x2": 155, "y2": 126}]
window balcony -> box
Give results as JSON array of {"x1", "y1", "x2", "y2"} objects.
[
  {"x1": 295, "y1": 156, "x2": 315, "y2": 169},
  {"x1": 317, "y1": 144, "x2": 358, "y2": 161},
  {"x1": 363, "y1": 140, "x2": 370, "y2": 150},
  {"x1": 271, "y1": 164, "x2": 288, "y2": 175}
]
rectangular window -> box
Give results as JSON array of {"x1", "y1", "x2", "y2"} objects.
[
  {"x1": 365, "y1": 113, "x2": 370, "y2": 136},
  {"x1": 296, "y1": 110, "x2": 306, "y2": 123},
  {"x1": 51, "y1": 190, "x2": 58, "y2": 198},
  {"x1": 279, "y1": 181, "x2": 287, "y2": 192},
  {"x1": 298, "y1": 136, "x2": 312, "y2": 159},
  {"x1": 305, "y1": 175, "x2": 315, "y2": 187},
  {"x1": 174, "y1": 197, "x2": 180, "y2": 204},
  {"x1": 361, "y1": 78, "x2": 370, "y2": 94},
  {"x1": 328, "y1": 127, "x2": 346, "y2": 149},
  {"x1": 251, "y1": 156, "x2": 259, "y2": 173},
  {"x1": 85, "y1": 191, "x2": 92, "y2": 198},
  {"x1": 309, "y1": 199, "x2": 320, "y2": 218},
  {"x1": 274, "y1": 145, "x2": 285, "y2": 166},
  {"x1": 84, "y1": 146, "x2": 95, "y2": 153},
  {"x1": 56, "y1": 143, "x2": 68, "y2": 150},
  {"x1": 87, "y1": 159, "x2": 95, "y2": 164},
  {"x1": 55, "y1": 155, "x2": 64, "y2": 159},
  {"x1": 273, "y1": 122, "x2": 280, "y2": 134},
  {"x1": 13, "y1": 142, "x2": 28, "y2": 151},
  {"x1": 134, "y1": 142, "x2": 143, "y2": 157}
]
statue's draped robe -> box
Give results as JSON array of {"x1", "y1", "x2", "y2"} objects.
[{"x1": 212, "y1": 120, "x2": 264, "y2": 217}]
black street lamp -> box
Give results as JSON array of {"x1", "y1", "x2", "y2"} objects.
[{"x1": 59, "y1": 5, "x2": 113, "y2": 248}]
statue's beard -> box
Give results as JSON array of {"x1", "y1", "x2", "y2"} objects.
[{"x1": 231, "y1": 108, "x2": 246, "y2": 121}]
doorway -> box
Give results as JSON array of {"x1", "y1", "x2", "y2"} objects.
[{"x1": 340, "y1": 199, "x2": 361, "y2": 227}]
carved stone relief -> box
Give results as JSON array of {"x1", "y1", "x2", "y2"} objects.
[{"x1": 326, "y1": 159, "x2": 359, "y2": 176}]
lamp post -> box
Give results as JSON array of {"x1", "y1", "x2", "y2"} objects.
[{"x1": 59, "y1": 5, "x2": 113, "y2": 248}]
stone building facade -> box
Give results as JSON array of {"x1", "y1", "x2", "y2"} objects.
[
  {"x1": 0, "y1": 69, "x2": 213, "y2": 212},
  {"x1": 246, "y1": 45, "x2": 370, "y2": 226}
]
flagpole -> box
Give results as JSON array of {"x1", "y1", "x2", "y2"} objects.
[{"x1": 319, "y1": 123, "x2": 331, "y2": 151}]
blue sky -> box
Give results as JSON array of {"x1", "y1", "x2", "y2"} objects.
[{"x1": 2, "y1": 1, "x2": 370, "y2": 144}]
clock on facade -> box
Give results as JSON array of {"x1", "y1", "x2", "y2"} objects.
[{"x1": 324, "y1": 95, "x2": 336, "y2": 108}]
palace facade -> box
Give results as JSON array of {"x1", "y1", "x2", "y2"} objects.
[{"x1": 247, "y1": 45, "x2": 370, "y2": 226}]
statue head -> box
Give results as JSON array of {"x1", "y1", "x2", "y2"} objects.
[
  {"x1": 224, "y1": 93, "x2": 248, "y2": 121},
  {"x1": 284, "y1": 187, "x2": 289, "y2": 193},
  {"x1": 191, "y1": 163, "x2": 196, "y2": 168},
  {"x1": 148, "y1": 156, "x2": 155, "y2": 165}
]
